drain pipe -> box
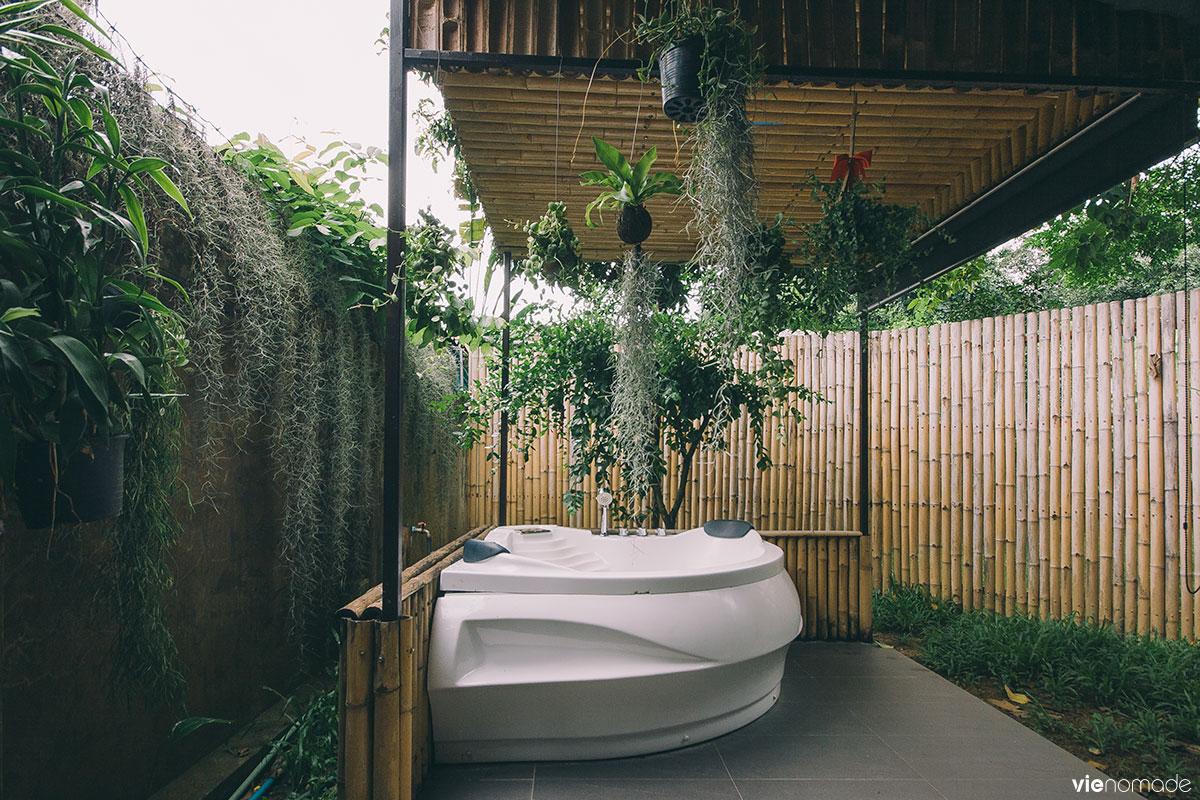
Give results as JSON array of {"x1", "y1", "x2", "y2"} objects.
[
  {"x1": 226, "y1": 722, "x2": 296, "y2": 800},
  {"x1": 498, "y1": 250, "x2": 512, "y2": 526}
]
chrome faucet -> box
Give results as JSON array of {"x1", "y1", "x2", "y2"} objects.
[{"x1": 597, "y1": 488, "x2": 613, "y2": 535}]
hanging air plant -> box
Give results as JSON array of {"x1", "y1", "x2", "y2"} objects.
[
  {"x1": 612, "y1": 247, "x2": 663, "y2": 498},
  {"x1": 636, "y1": 3, "x2": 764, "y2": 352}
]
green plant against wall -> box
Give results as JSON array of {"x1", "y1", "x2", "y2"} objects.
[
  {"x1": 219, "y1": 134, "x2": 486, "y2": 351},
  {"x1": 0, "y1": 11, "x2": 191, "y2": 476}
]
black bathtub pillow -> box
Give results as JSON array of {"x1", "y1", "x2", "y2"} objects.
[
  {"x1": 463, "y1": 539, "x2": 511, "y2": 562},
  {"x1": 703, "y1": 519, "x2": 754, "y2": 539}
]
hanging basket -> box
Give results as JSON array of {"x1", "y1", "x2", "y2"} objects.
[
  {"x1": 659, "y1": 37, "x2": 707, "y2": 124},
  {"x1": 617, "y1": 204, "x2": 653, "y2": 245},
  {"x1": 13, "y1": 435, "x2": 129, "y2": 529}
]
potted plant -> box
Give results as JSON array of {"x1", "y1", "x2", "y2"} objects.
[
  {"x1": 796, "y1": 177, "x2": 926, "y2": 329},
  {"x1": 580, "y1": 136, "x2": 682, "y2": 246},
  {"x1": 636, "y1": 3, "x2": 763, "y2": 351},
  {"x1": 0, "y1": 40, "x2": 191, "y2": 527}
]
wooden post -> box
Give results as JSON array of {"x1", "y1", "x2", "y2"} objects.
[
  {"x1": 341, "y1": 619, "x2": 375, "y2": 800},
  {"x1": 400, "y1": 615, "x2": 416, "y2": 800},
  {"x1": 372, "y1": 621, "x2": 401, "y2": 800}
]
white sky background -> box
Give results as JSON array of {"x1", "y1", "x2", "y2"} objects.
[{"x1": 95, "y1": 0, "x2": 509, "y2": 317}]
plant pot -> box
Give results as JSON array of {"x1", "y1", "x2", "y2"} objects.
[
  {"x1": 617, "y1": 205, "x2": 653, "y2": 245},
  {"x1": 660, "y1": 37, "x2": 707, "y2": 124},
  {"x1": 13, "y1": 435, "x2": 129, "y2": 528}
]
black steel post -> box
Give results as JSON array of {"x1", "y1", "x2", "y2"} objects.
[
  {"x1": 857, "y1": 296, "x2": 870, "y2": 539},
  {"x1": 497, "y1": 251, "x2": 512, "y2": 526},
  {"x1": 382, "y1": 0, "x2": 408, "y2": 621}
]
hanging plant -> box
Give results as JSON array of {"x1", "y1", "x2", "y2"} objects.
[
  {"x1": 636, "y1": 3, "x2": 763, "y2": 351},
  {"x1": 612, "y1": 247, "x2": 662, "y2": 500},
  {"x1": 580, "y1": 136, "x2": 682, "y2": 246},
  {"x1": 796, "y1": 177, "x2": 927, "y2": 329}
]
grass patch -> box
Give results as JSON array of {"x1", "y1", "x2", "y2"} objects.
[{"x1": 875, "y1": 585, "x2": 1200, "y2": 793}]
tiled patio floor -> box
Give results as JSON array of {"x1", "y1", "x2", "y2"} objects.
[{"x1": 418, "y1": 642, "x2": 1140, "y2": 800}]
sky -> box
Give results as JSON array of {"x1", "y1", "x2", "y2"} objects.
[{"x1": 94, "y1": 0, "x2": 504, "y2": 312}]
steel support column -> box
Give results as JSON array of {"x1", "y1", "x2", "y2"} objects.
[
  {"x1": 382, "y1": 0, "x2": 409, "y2": 621},
  {"x1": 497, "y1": 251, "x2": 512, "y2": 526}
]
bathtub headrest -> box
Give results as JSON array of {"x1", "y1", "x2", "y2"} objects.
[
  {"x1": 463, "y1": 539, "x2": 511, "y2": 563},
  {"x1": 703, "y1": 519, "x2": 754, "y2": 539}
]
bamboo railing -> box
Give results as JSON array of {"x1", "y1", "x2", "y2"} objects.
[
  {"x1": 336, "y1": 526, "x2": 491, "y2": 800},
  {"x1": 468, "y1": 290, "x2": 1200, "y2": 641}
]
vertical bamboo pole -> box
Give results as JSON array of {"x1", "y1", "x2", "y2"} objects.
[
  {"x1": 806, "y1": 537, "x2": 818, "y2": 639},
  {"x1": 959, "y1": 321, "x2": 974, "y2": 608},
  {"x1": 880, "y1": 331, "x2": 893, "y2": 585},
  {"x1": 951, "y1": 322, "x2": 966, "y2": 604},
  {"x1": 817, "y1": 537, "x2": 829, "y2": 640},
  {"x1": 971, "y1": 318, "x2": 985, "y2": 610},
  {"x1": 1048, "y1": 310, "x2": 1063, "y2": 618},
  {"x1": 1084, "y1": 305, "x2": 1100, "y2": 623},
  {"x1": 342, "y1": 620, "x2": 374, "y2": 800},
  {"x1": 1148, "y1": 294, "x2": 1166, "y2": 635},
  {"x1": 899, "y1": 329, "x2": 913, "y2": 583},
  {"x1": 1136, "y1": 298, "x2": 1152, "y2": 633},
  {"x1": 372, "y1": 621, "x2": 401, "y2": 800},
  {"x1": 1037, "y1": 311, "x2": 1052, "y2": 619},
  {"x1": 1003, "y1": 314, "x2": 1017, "y2": 615},
  {"x1": 400, "y1": 615, "x2": 415, "y2": 799},
  {"x1": 1124, "y1": 299, "x2": 1139, "y2": 633},
  {"x1": 1163, "y1": 292, "x2": 1180, "y2": 639},
  {"x1": 1110, "y1": 302, "x2": 1127, "y2": 632},
  {"x1": 891, "y1": 330, "x2": 904, "y2": 586},
  {"x1": 839, "y1": 536, "x2": 851, "y2": 639},
  {"x1": 1071, "y1": 306, "x2": 1087, "y2": 617},
  {"x1": 982, "y1": 318, "x2": 997, "y2": 609},
  {"x1": 940, "y1": 323, "x2": 953, "y2": 599},
  {"x1": 871, "y1": 331, "x2": 885, "y2": 590},
  {"x1": 1015, "y1": 314, "x2": 1029, "y2": 613},
  {"x1": 926, "y1": 323, "x2": 941, "y2": 597},
  {"x1": 1098, "y1": 303, "x2": 1115, "y2": 626},
  {"x1": 1060, "y1": 308, "x2": 1076, "y2": 620},
  {"x1": 917, "y1": 325, "x2": 932, "y2": 588},
  {"x1": 1187, "y1": 289, "x2": 1200, "y2": 640}
]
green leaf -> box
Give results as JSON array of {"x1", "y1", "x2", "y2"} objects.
[
  {"x1": 107, "y1": 351, "x2": 146, "y2": 390},
  {"x1": 170, "y1": 716, "x2": 231, "y2": 743},
  {"x1": 0, "y1": 306, "x2": 38, "y2": 323},
  {"x1": 117, "y1": 184, "x2": 148, "y2": 255},
  {"x1": 47, "y1": 334, "x2": 109, "y2": 412},
  {"x1": 591, "y1": 136, "x2": 632, "y2": 183},
  {"x1": 631, "y1": 146, "x2": 656, "y2": 192},
  {"x1": 147, "y1": 168, "x2": 191, "y2": 217},
  {"x1": 126, "y1": 157, "x2": 168, "y2": 174},
  {"x1": 35, "y1": 23, "x2": 117, "y2": 63}
]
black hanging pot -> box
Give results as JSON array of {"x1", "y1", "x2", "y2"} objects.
[
  {"x1": 660, "y1": 37, "x2": 707, "y2": 124},
  {"x1": 617, "y1": 204, "x2": 653, "y2": 245},
  {"x1": 13, "y1": 435, "x2": 129, "y2": 528}
]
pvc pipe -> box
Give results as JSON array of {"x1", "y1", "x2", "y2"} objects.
[{"x1": 227, "y1": 724, "x2": 294, "y2": 800}]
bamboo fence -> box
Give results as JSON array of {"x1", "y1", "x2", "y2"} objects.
[
  {"x1": 337, "y1": 526, "x2": 491, "y2": 800},
  {"x1": 468, "y1": 291, "x2": 1200, "y2": 641}
]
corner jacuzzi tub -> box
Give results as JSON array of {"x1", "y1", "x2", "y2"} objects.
[{"x1": 428, "y1": 521, "x2": 803, "y2": 763}]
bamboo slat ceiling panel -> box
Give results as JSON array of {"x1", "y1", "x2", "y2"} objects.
[
  {"x1": 439, "y1": 71, "x2": 1123, "y2": 262},
  {"x1": 412, "y1": 0, "x2": 1200, "y2": 88}
]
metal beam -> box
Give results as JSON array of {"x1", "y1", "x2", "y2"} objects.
[
  {"x1": 498, "y1": 251, "x2": 512, "y2": 526},
  {"x1": 383, "y1": 0, "x2": 409, "y2": 621},
  {"x1": 867, "y1": 91, "x2": 1200, "y2": 311},
  {"x1": 405, "y1": 48, "x2": 1200, "y2": 93}
]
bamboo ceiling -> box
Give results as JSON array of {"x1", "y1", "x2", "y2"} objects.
[
  {"x1": 412, "y1": 0, "x2": 1199, "y2": 264},
  {"x1": 439, "y1": 72, "x2": 1124, "y2": 262}
]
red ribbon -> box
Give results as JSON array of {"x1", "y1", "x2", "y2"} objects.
[{"x1": 830, "y1": 150, "x2": 873, "y2": 186}]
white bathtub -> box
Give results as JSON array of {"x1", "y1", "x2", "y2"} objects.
[{"x1": 428, "y1": 522, "x2": 803, "y2": 763}]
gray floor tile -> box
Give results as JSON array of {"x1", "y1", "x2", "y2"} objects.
[
  {"x1": 428, "y1": 762, "x2": 537, "y2": 780},
  {"x1": 534, "y1": 779, "x2": 740, "y2": 799},
  {"x1": 932, "y1": 777, "x2": 1144, "y2": 799},
  {"x1": 717, "y1": 733, "x2": 922, "y2": 780},
  {"x1": 885, "y1": 731, "x2": 1089, "y2": 780},
  {"x1": 534, "y1": 742, "x2": 728, "y2": 780},
  {"x1": 417, "y1": 779, "x2": 534, "y2": 800},
  {"x1": 790, "y1": 643, "x2": 931, "y2": 678},
  {"x1": 736, "y1": 779, "x2": 944, "y2": 800}
]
